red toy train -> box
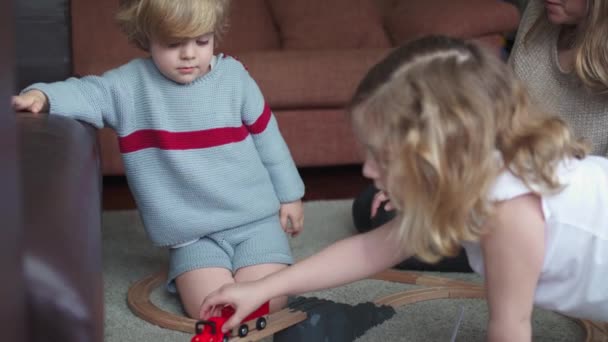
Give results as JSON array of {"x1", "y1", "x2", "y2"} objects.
[{"x1": 191, "y1": 301, "x2": 270, "y2": 342}]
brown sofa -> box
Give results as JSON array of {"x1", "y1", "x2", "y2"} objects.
[
  {"x1": 7, "y1": 3, "x2": 103, "y2": 340},
  {"x1": 16, "y1": 114, "x2": 104, "y2": 342},
  {"x1": 72, "y1": 0, "x2": 520, "y2": 175}
]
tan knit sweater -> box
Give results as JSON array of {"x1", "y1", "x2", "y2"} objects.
[{"x1": 509, "y1": 0, "x2": 608, "y2": 156}]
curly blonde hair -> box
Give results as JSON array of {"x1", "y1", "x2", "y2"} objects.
[
  {"x1": 349, "y1": 36, "x2": 588, "y2": 263},
  {"x1": 116, "y1": 0, "x2": 231, "y2": 51}
]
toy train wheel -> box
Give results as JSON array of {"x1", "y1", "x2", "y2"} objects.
[
  {"x1": 256, "y1": 317, "x2": 267, "y2": 330},
  {"x1": 237, "y1": 324, "x2": 249, "y2": 337}
]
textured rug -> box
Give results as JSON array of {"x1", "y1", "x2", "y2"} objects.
[{"x1": 103, "y1": 199, "x2": 585, "y2": 341}]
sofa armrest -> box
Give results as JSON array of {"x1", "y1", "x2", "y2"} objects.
[{"x1": 17, "y1": 113, "x2": 103, "y2": 342}]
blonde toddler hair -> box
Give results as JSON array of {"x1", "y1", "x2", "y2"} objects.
[
  {"x1": 116, "y1": 0, "x2": 231, "y2": 51},
  {"x1": 349, "y1": 36, "x2": 588, "y2": 263}
]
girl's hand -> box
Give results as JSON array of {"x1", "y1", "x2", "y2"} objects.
[
  {"x1": 11, "y1": 90, "x2": 49, "y2": 113},
  {"x1": 280, "y1": 200, "x2": 304, "y2": 237},
  {"x1": 371, "y1": 191, "x2": 393, "y2": 218},
  {"x1": 199, "y1": 281, "x2": 267, "y2": 333}
]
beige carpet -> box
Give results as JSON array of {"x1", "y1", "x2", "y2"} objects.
[{"x1": 103, "y1": 199, "x2": 585, "y2": 341}]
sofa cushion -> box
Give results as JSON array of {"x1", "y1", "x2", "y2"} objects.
[
  {"x1": 470, "y1": 34, "x2": 506, "y2": 57},
  {"x1": 71, "y1": 0, "x2": 146, "y2": 76},
  {"x1": 232, "y1": 49, "x2": 391, "y2": 109},
  {"x1": 385, "y1": 0, "x2": 521, "y2": 44},
  {"x1": 217, "y1": 0, "x2": 280, "y2": 54},
  {"x1": 267, "y1": 0, "x2": 391, "y2": 50},
  {"x1": 274, "y1": 109, "x2": 363, "y2": 166}
]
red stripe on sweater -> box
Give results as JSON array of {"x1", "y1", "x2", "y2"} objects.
[
  {"x1": 247, "y1": 103, "x2": 272, "y2": 134},
  {"x1": 118, "y1": 126, "x2": 249, "y2": 153},
  {"x1": 119, "y1": 105, "x2": 272, "y2": 153}
]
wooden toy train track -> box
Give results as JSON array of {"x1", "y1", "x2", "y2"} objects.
[
  {"x1": 127, "y1": 268, "x2": 608, "y2": 341},
  {"x1": 371, "y1": 269, "x2": 608, "y2": 342},
  {"x1": 127, "y1": 269, "x2": 307, "y2": 341}
]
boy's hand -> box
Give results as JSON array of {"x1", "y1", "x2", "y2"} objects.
[
  {"x1": 11, "y1": 90, "x2": 49, "y2": 113},
  {"x1": 279, "y1": 200, "x2": 304, "y2": 237}
]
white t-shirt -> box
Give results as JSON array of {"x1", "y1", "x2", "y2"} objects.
[{"x1": 463, "y1": 156, "x2": 608, "y2": 321}]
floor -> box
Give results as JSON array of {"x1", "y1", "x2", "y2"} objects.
[{"x1": 102, "y1": 164, "x2": 369, "y2": 210}]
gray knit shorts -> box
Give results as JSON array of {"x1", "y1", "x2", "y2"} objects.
[{"x1": 166, "y1": 214, "x2": 293, "y2": 293}]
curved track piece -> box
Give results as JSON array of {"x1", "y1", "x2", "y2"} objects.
[
  {"x1": 374, "y1": 286, "x2": 485, "y2": 307},
  {"x1": 371, "y1": 268, "x2": 483, "y2": 288},
  {"x1": 127, "y1": 270, "x2": 196, "y2": 333},
  {"x1": 128, "y1": 269, "x2": 607, "y2": 341},
  {"x1": 371, "y1": 269, "x2": 607, "y2": 342},
  {"x1": 126, "y1": 270, "x2": 306, "y2": 340}
]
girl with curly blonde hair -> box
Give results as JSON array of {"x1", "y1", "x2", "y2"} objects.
[
  {"x1": 352, "y1": 0, "x2": 608, "y2": 282},
  {"x1": 201, "y1": 36, "x2": 608, "y2": 340}
]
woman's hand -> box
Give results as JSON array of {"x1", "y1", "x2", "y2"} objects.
[
  {"x1": 200, "y1": 281, "x2": 268, "y2": 333},
  {"x1": 11, "y1": 90, "x2": 49, "y2": 113},
  {"x1": 280, "y1": 200, "x2": 304, "y2": 237},
  {"x1": 370, "y1": 191, "x2": 393, "y2": 218}
]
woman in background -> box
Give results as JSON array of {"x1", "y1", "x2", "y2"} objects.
[{"x1": 509, "y1": 0, "x2": 608, "y2": 155}]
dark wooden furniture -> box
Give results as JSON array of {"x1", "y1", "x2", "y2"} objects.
[
  {"x1": 1, "y1": 1, "x2": 25, "y2": 341},
  {"x1": 10, "y1": 3, "x2": 115, "y2": 339},
  {"x1": 17, "y1": 113, "x2": 104, "y2": 342}
]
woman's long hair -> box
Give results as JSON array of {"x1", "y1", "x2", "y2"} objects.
[{"x1": 574, "y1": 0, "x2": 608, "y2": 93}]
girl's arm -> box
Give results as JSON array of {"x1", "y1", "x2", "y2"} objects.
[
  {"x1": 481, "y1": 194, "x2": 545, "y2": 342},
  {"x1": 201, "y1": 220, "x2": 410, "y2": 330},
  {"x1": 265, "y1": 219, "x2": 409, "y2": 295}
]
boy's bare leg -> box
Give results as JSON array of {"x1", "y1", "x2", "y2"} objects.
[
  {"x1": 235, "y1": 263, "x2": 288, "y2": 312},
  {"x1": 176, "y1": 267, "x2": 234, "y2": 318}
]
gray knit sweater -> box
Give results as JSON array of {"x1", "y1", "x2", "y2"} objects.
[
  {"x1": 25, "y1": 55, "x2": 305, "y2": 247},
  {"x1": 509, "y1": 0, "x2": 608, "y2": 156}
]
